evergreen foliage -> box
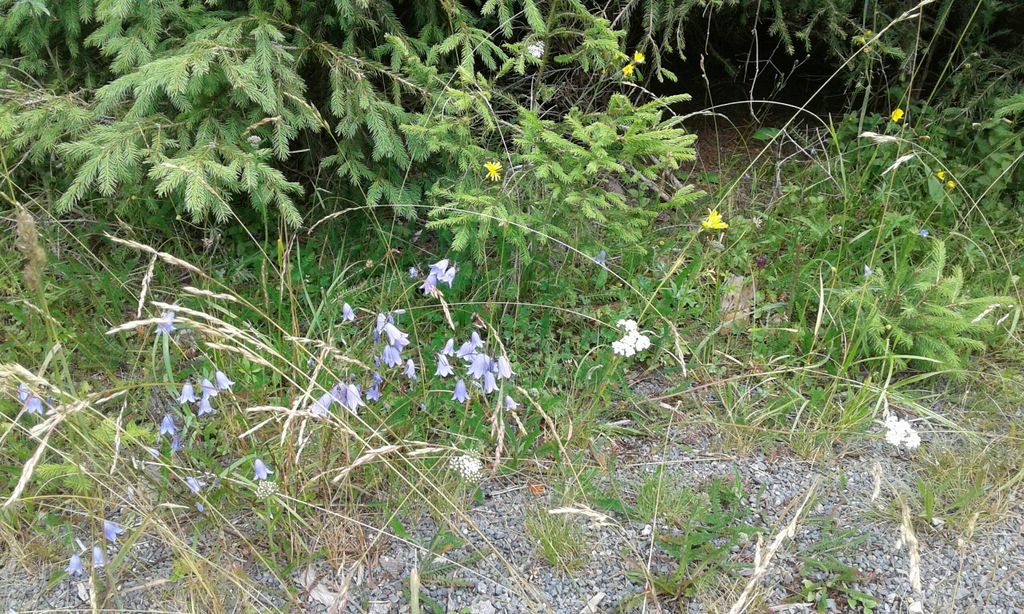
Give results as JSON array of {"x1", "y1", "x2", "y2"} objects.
[
  {"x1": 1, "y1": 0, "x2": 702, "y2": 262},
  {"x1": 835, "y1": 241, "x2": 1013, "y2": 376}
]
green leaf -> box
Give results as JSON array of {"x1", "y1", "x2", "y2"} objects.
[{"x1": 752, "y1": 127, "x2": 782, "y2": 141}]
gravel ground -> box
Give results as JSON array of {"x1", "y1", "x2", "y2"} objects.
[{"x1": 2, "y1": 424, "x2": 1021, "y2": 613}]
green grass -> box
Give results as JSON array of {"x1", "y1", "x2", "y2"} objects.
[
  {"x1": 523, "y1": 507, "x2": 590, "y2": 573},
  {"x1": 2, "y1": 6, "x2": 1024, "y2": 609}
]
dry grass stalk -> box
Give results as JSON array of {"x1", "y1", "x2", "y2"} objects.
[
  {"x1": 285, "y1": 348, "x2": 329, "y2": 449},
  {"x1": 517, "y1": 385, "x2": 566, "y2": 457},
  {"x1": 727, "y1": 479, "x2": 820, "y2": 614},
  {"x1": 405, "y1": 445, "x2": 445, "y2": 457},
  {"x1": 430, "y1": 288, "x2": 456, "y2": 330},
  {"x1": 149, "y1": 305, "x2": 289, "y2": 365},
  {"x1": 1, "y1": 365, "x2": 123, "y2": 508},
  {"x1": 105, "y1": 233, "x2": 203, "y2": 275},
  {"x1": 183, "y1": 286, "x2": 237, "y2": 301},
  {"x1": 858, "y1": 131, "x2": 901, "y2": 144},
  {"x1": 668, "y1": 322, "x2": 689, "y2": 378},
  {"x1": 176, "y1": 318, "x2": 273, "y2": 359},
  {"x1": 898, "y1": 499, "x2": 923, "y2": 613},
  {"x1": 15, "y1": 210, "x2": 47, "y2": 295},
  {"x1": 4, "y1": 429, "x2": 54, "y2": 509},
  {"x1": 870, "y1": 461, "x2": 882, "y2": 502},
  {"x1": 332, "y1": 445, "x2": 402, "y2": 483},
  {"x1": 151, "y1": 300, "x2": 237, "y2": 322},
  {"x1": 283, "y1": 335, "x2": 366, "y2": 368},
  {"x1": 204, "y1": 342, "x2": 275, "y2": 368},
  {"x1": 491, "y1": 405, "x2": 506, "y2": 471},
  {"x1": 136, "y1": 254, "x2": 157, "y2": 319},
  {"x1": 105, "y1": 316, "x2": 171, "y2": 335},
  {"x1": 548, "y1": 505, "x2": 614, "y2": 528}
]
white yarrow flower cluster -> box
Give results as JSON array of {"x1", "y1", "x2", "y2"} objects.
[
  {"x1": 255, "y1": 480, "x2": 279, "y2": 500},
  {"x1": 883, "y1": 414, "x2": 921, "y2": 450},
  {"x1": 449, "y1": 454, "x2": 484, "y2": 482},
  {"x1": 612, "y1": 319, "x2": 651, "y2": 357},
  {"x1": 527, "y1": 41, "x2": 544, "y2": 59}
]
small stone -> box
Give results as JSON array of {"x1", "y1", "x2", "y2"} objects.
[{"x1": 470, "y1": 599, "x2": 497, "y2": 614}]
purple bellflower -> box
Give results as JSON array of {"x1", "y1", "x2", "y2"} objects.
[
  {"x1": 159, "y1": 414, "x2": 177, "y2": 438},
  {"x1": 253, "y1": 458, "x2": 273, "y2": 481},
  {"x1": 495, "y1": 356, "x2": 514, "y2": 380},
  {"x1": 103, "y1": 520, "x2": 125, "y2": 544},
  {"x1": 381, "y1": 344, "x2": 403, "y2": 368},
  {"x1": 214, "y1": 370, "x2": 234, "y2": 391},
  {"x1": 467, "y1": 354, "x2": 492, "y2": 380},
  {"x1": 178, "y1": 382, "x2": 196, "y2": 404},
  {"x1": 452, "y1": 379, "x2": 469, "y2": 403},
  {"x1": 65, "y1": 553, "x2": 85, "y2": 576},
  {"x1": 435, "y1": 354, "x2": 454, "y2": 378},
  {"x1": 186, "y1": 476, "x2": 205, "y2": 494},
  {"x1": 201, "y1": 378, "x2": 218, "y2": 398},
  {"x1": 311, "y1": 392, "x2": 333, "y2": 417},
  {"x1": 197, "y1": 394, "x2": 214, "y2": 416},
  {"x1": 441, "y1": 338, "x2": 456, "y2": 356},
  {"x1": 156, "y1": 310, "x2": 177, "y2": 335},
  {"x1": 482, "y1": 371, "x2": 498, "y2": 395},
  {"x1": 24, "y1": 394, "x2": 43, "y2": 415},
  {"x1": 344, "y1": 383, "x2": 365, "y2": 411}
]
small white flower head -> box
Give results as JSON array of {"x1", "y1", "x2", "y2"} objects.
[
  {"x1": 883, "y1": 414, "x2": 921, "y2": 450},
  {"x1": 527, "y1": 41, "x2": 545, "y2": 59},
  {"x1": 612, "y1": 319, "x2": 651, "y2": 357},
  {"x1": 449, "y1": 454, "x2": 484, "y2": 482},
  {"x1": 616, "y1": 319, "x2": 638, "y2": 332},
  {"x1": 255, "y1": 479, "x2": 279, "y2": 500}
]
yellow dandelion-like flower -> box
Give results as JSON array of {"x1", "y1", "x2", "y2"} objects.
[
  {"x1": 633, "y1": 51, "x2": 645, "y2": 64},
  {"x1": 946, "y1": 180, "x2": 956, "y2": 189},
  {"x1": 701, "y1": 209, "x2": 729, "y2": 230},
  {"x1": 890, "y1": 108, "x2": 905, "y2": 122},
  {"x1": 484, "y1": 160, "x2": 503, "y2": 182},
  {"x1": 935, "y1": 170, "x2": 946, "y2": 181},
  {"x1": 622, "y1": 63, "x2": 635, "y2": 77},
  {"x1": 864, "y1": 30, "x2": 873, "y2": 38}
]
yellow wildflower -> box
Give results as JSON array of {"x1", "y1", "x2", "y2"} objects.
[
  {"x1": 935, "y1": 170, "x2": 946, "y2": 181},
  {"x1": 701, "y1": 209, "x2": 729, "y2": 230},
  {"x1": 633, "y1": 51, "x2": 645, "y2": 64},
  {"x1": 622, "y1": 63, "x2": 635, "y2": 77},
  {"x1": 484, "y1": 160, "x2": 503, "y2": 182},
  {"x1": 946, "y1": 180, "x2": 956, "y2": 189},
  {"x1": 864, "y1": 30, "x2": 873, "y2": 37},
  {"x1": 890, "y1": 108, "x2": 904, "y2": 122}
]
